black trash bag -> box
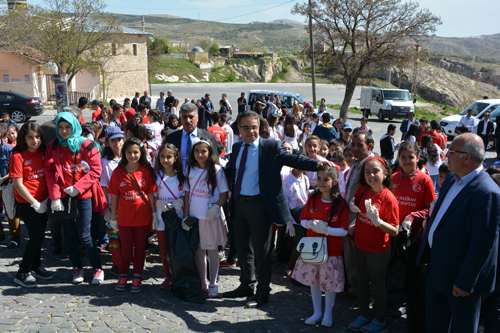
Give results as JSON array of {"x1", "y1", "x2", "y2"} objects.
[{"x1": 162, "y1": 209, "x2": 204, "y2": 304}]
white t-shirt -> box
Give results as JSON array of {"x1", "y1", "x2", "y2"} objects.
[
  {"x1": 339, "y1": 167, "x2": 351, "y2": 198},
  {"x1": 408, "y1": 135, "x2": 416, "y2": 143},
  {"x1": 280, "y1": 166, "x2": 292, "y2": 184},
  {"x1": 284, "y1": 173, "x2": 310, "y2": 211},
  {"x1": 185, "y1": 165, "x2": 229, "y2": 219},
  {"x1": 222, "y1": 124, "x2": 234, "y2": 155},
  {"x1": 154, "y1": 171, "x2": 186, "y2": 231},
  {"x1": 423, "y1": 144, "x2": 443, "y2": 175},
  {"x1": 101, "y1": 156, "x2": 121, "y2": 203},
  {"x1": 171, "y1": 106, "x2": 178, "y2": 117},
  {"x1": 146, "y1": 122, "x2": 163, "y2": 144},
  {"x1": 283, "y1": 125, "x2": 302, "y2": 150},
  {"x1": 269, "y1": 127, "x2": 280, "y2": 141},
  {"x1": 306, "y1": 155, "x2": 327, "y2": 188}
]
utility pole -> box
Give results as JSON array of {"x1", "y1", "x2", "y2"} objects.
[{"x1": 308, "y1": 0, "x2": 316, "y2": 108}]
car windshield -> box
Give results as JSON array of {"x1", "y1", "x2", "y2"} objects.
[
  {"x1": 381, "y1": 90, "x2": 411, "y2": 101},
  {"x1": 488, "y1": 105, "x2": 500, "y2": 122},
  {"x1": 459, "y1": 102, "x2": 490, "y2": 116},
  {"x1": 295, "y1": 94, "x2": 308, "y2": 104}
]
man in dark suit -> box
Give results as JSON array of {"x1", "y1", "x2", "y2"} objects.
[
  {"x1": 223, "y1": 111, "x2": 332, "y2": 308},
  {"x1": 417, "y1": 133, "x2": 500, "y2": 332},
  {"x1": 477, "y1": 111, "x2": 495, "y2": 150},
  {"x1": 399, "y1": 111, "x2": 419, "y2": 140},
  {"x1": 163, "y1": 102, "x2": 218, "y2": 166},
  {"x1": 131, "y1": 92, "x2": 140, "y2": 111}
]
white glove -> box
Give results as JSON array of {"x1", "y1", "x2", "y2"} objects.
[
  {"x1": 349, "y1": 198, "x2": 361, "y2": 213},
  {"x1": 365, "y1": 199, "x2": 383, "y2": 227},
  {"x1": 181, "y1": 217, "x2": 191, "y2": 231},
  {"x1": 349, "y1": 220, "x2": 356, "y2": 235},
  {"x1": 64, "y1": 186, "x2": 80, "y2": 197},
  {"x1": 286, "y1": 222, "x2": 296, "y2": 237},
  {"x1": 51, "y1": 198, "x2": 64, "y2": 212},
  {"x1": 402, "y1": 218, "x2": 412, "y2": 231},
  {"x1": 310, "y1": 220, "x2": 330, "y2": 235},
  {"x1": 172, "y1": 198, "x2": 183, "y2": 212},
  {"x1": 103, "y1": 208, "x2": 112, "y2": 222},
  {"x1": 205, "y1": 205, "x2": 220, "y2": 222},
  {"x1": 152, "y1": 214, "x2": 159, "y2": 230},
  {"x1": 30, "y1": 200, "x2": 47, "y2": 214},
  {"x1": 110, "y1": 219, "x2": 119, "y2": 232},
  {"x1": 156, "y1": 200, "x2": 172, "y2": 212}
]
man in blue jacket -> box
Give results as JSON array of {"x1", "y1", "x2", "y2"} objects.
[
  {"x1": 223, "y1": 111, "x2": 332, "y2": 308},
  {"x1": 399, "y1": 111, "x2": 419, "y2": 140},
  {"x1": 417, "y1": 133, "x2": 500, "y2": 332}
]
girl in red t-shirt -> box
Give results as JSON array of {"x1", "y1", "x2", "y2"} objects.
[
  {"x1": 6, "y1": 124, "x2": 18, "y2": 147},
  {"x1": 11, "y1": 123, "x2": 51, "y2": 288},
  {"x1": 348, "y1": 157, "x2": 399, "y2": 332},
  {"x1": 108, "y1": 137, "x2": 158, "y2": 294},
  {"x1": 292, "y1": 165, "x2": 349, "y2": 328}
]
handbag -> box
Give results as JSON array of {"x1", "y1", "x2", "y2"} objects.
[
  {"x1": 48, "y1": 153, "x2": 79, "y2": 221},
  {"x1": 2, "y1": 179, "x2": 16, "y2": 220}
]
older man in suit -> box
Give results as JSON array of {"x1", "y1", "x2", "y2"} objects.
[
  {"x1": 477, "y1": 111, "x2": 495, "y2": 150},
  {"x1": 223, "y1": 111, "x2": 332, "y2": 308},
  {"x1": 417, "y1": 133, "x2": 500, "y2": 332},
  {"x1": 163, "y1": 103, "x2": 218, "y2": 166},
  {"x1": 399, "y1": 111, "x2": 419, "y2": 140}
]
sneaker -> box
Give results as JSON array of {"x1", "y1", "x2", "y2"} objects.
[
  {"x1": 130, "y1": 275, "x2": 142, "y2": 294},
  {"x1": 109, "y1": 266, "x2": 120, "y2": 277},
  {"x1": 32, "y1": 267, "x2": 53, "y2": 280},
  {"x1": 208, "y1": 285, "x2": 218, "y2": 298},
  {"x1": 115, "y1": 275, "x2": 127, "y2": 292},
  {"x1": 160, "y1": 276, "x2": 173, "y2": 290},
  {"x1": 7, "y1": 237, "x2": 20, "y2": 249},
  {"x1": 360, "y1": 319, "x2": 388, "y2": 333},
  {"x1": 72, "y1": 268, "x2": 84, "y2": 284},
  {"x1": 219, "y1": 260, "x2": 236, "y2": 266},
  {"x1": 13, "y1": 272, "x2": 37, "y2": 288},
  {"x1": 348, "y1": 316, "x2": 370, "y2": 332},
  {"x1": 92, "y1": 269, "x2": 104, "y2": 285}
]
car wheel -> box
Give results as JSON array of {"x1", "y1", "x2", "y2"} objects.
[
  {"x1": 10, "y1": 109, "x2": 26, "y2": 123},
  {"x1": 378, "y1": 111, "x2": 385, "y2": 121}
]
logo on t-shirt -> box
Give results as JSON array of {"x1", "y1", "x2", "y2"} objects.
[
  {"x1": 24, "y1": 160, "x2": 32, "y2": 166},
  {"x1": 119, "y1": 182, "x2": 127, "y2": 187},
  {"x1": 372, "y1": 203, "x2": 381, "y2": 211},
  {"x1": 138, "y1": 178, "x2": 146, "y2": 188},
  {"x1": 412, "y1": 184, "x2": 422, "y2": 193}
]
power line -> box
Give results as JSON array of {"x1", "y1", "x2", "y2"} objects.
[{"x1": 106, "y1": 1, "x2": 293, "y2": 11}]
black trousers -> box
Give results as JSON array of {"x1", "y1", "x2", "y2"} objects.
[
  {"x1": 232, "y1": 196, "x2": 273, "y2": 293},
  {"x1": 479, "y1": 134, "x2": 489, "y2": 150},
  {"x1": 16, "y1": 202, "x2": 48, "y2": 274}
]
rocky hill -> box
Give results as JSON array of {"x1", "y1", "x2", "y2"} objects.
[{"x1": 424, "y1": 34, "x2": 500, "y2": 61}]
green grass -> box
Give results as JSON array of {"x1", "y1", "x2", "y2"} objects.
[{"x1": 226, "y1": 58, "x2": 261, "y2": 67}]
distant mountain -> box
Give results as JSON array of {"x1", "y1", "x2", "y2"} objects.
[
  {"x1": 269, "y1": 19, "x2": 305, "y2": 27},
  {"x1": 424, "y1": 33, "x2": 500, "y2": 61}
]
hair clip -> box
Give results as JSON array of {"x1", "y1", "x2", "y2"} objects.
[{"x1": 139, "y1": 142, "x2": 144, "y2": 147}]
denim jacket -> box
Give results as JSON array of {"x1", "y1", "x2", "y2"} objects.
[{"x1": 0, "y1": 140, "x2": 13, "y2": 178}]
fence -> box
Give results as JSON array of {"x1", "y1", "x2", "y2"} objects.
[{"x1": 159, "y1": 53, "x2": 188, "y2": 59}]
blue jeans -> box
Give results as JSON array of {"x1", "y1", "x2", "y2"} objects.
[
  {"x1": 430, "y1": 174, "x2": 440, "y2": 194},
  {"x1": 62, "y1": 198, "x2": 102, "y2": 270},
  {"x1": 91, "y1": 211, "x2": 108, "y2": 247}
]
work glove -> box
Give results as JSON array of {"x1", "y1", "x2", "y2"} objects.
[
  {"x1": 171, "y1": 198, "x2": 184, "y2": 212},
  {"x1": 103, "y1": 208, "x2": 112, "y2": 222},
  {"x1": 51, "y1": 198, "x2": 64, "y2": 212},
  {"x1": 349, "y1": 198, "x2": 361, "y2": 213},
  {"x1": 31, "y1": 200, "x2": 47, "y2": 214},
  {"x1": 110, "y1": 219, "x2": 119, "y2": 232},
  {"x1": 64, "y1": 186, "x2": 80, "y2": 197},
  {"x1": 365, "y1": 199, "x2": 383, "y2": 227},
  {"x1": 402, "y1": 217, "x2": 412, "y2": 231},
  {"x1": 310, "y1": 220, "x2": 330, "y2": 235},
  {"x1": 285, "y1": 221, "x2": 295, "y2": 237},
  {"x1": 181, "y1": 217, "x2": 191, "y2": 231},
  {"x1": 206, "y1": 205, "x2": 220, "y2": 222},
  {"x1": 152, "y1": 214, "x2": 159, "y2": 230},
  {"x1": 156, "y1": 200, "x2": 172, "y2": 212}
]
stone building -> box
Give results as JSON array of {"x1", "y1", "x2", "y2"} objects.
[{"x1": 188, "y1": 47, "x2": 209, "y2": 64}]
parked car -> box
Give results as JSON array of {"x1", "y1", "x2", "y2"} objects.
[
  {"x1": 0, "y1": 91, "x2": 44, "y2": 123},
  {"x1": 247, "y1": 90, "x2": 313, "y2": 112},
  {"x1": 360, "y1": 87, "x2": 415, "y2": 121}
]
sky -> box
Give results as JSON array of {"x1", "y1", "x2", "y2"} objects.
[{"x1": 25, "y1": 0, "x2": 499, "y2": 38}]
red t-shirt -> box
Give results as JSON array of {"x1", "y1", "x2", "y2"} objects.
[
  {"x1": 9, "y1": 150, "x2": 48, "y2": 203},
  {"x1": 80, "y1": 114, "x2": 85, "y2": 125},
  {"x1": 141, "y1": 112, "x2": 150, "y2": 124},
  {"x1": 92, "y1": 109, "x2": 102, "y2": 121},
  {"x1": 59, "y1": 146, "x2": 92, "y2": 199},
  {"x1": 354, "y1": 185, "x2": 399, "y2": 253},
  {"x1": 207, "y1": 125, "x2": 227, "y2": 156},
  {"x1": 419, "y1": 130, "x2": 442, "y2": 147},
  {"x1": 299, "y1": 194, "x2": 349, "y2": 256},
  {"x1": 392, "y1": 169, "x2": 435, "y2": 235},
  {"x1": 125, "y1": 108, "x2": 137, "y2": 122},
  {"x1": 107, "y1": 164, "x2": 157, "y2": 227}
]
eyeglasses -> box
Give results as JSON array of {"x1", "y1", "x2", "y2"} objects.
[
  {"x1": 447, "y1": 148, "x2": 469, "y2": 156},
  {"x1": 241, "y1": 125, "x2": 259, "y2": 131},
  {"x1": 343, "y1": 129, "x2": 352, "y2": 132}
]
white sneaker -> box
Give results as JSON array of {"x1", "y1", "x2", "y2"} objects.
[
  {"x1": 92, "y1": 269, "x2": 104, "y2": 285},
  {"x1": 72, "y1": 268, "x2": 84, "y2": 284},
  {"x1": 208, "y1": 285, "x2": 218, "y2": 298}
]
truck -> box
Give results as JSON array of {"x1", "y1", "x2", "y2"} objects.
[{"x1": 360, "y1": 87, "x2": 415, "y2": 121}]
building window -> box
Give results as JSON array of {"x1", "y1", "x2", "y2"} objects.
[
  {"x1": 112, "y1": 44, "x2": 117, "y2": 56},
  {"x1": 133, "y1": 44, "x2": 137, "y2": 56}
]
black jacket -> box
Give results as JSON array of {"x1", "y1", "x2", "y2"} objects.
[
  {"x1": 164, "y1": 128, "x2": 219, "y2": 160},
  {"x1": 478, "y1": 120, "x2": 494, "y2": 137}
]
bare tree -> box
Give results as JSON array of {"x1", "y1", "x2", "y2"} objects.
[{"x1": 292, "y1": 0, "x2": 441, "y2": 120}]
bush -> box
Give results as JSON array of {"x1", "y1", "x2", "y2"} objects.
[
  {"x1": 282, "y1": 64, "x2": 289, "y2": 73},
  {"x1": 225, "y1": 71, "x2": 236, "y2": 82}
]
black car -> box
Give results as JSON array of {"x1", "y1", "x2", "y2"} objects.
[{"x1": 0, "y1": 91, "x2": 44, "y2": 123}]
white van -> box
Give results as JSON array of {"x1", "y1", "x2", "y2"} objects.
[
  {"x1": 247, "y1": 90, "x2": 311, "y2": 112},
  {"x1": 360, "y1": 87, "x2": 415, "y2": 121},
  {"x1": 440, "y1": 99, "x2": 500, "y2": 138}
]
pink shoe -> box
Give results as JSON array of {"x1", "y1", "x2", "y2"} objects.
[{"x1": 160, "y1": 276, "x2": 173, "y2": 290}]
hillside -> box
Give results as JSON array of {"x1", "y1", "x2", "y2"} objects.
[{"x1": 424, "y1": 34, "x2": 500, "y2": 61}]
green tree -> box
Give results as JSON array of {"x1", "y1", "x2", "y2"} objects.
[
  {"x1": 292, "y1": 0, "x2": 441, "y2": 120},
  {"x1": 197, "y1": 39, "x2": 210, "y2": 51},
  {"x1": 209, "y1": 44, "x2": 221, "y2": 56},
  {"x1": 150, "y1": 36, "x2": 171, "y2": 54}
]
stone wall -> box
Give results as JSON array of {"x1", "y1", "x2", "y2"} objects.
[
  {"x1": 105, "y1": 34, "x2": 149, "y2": 100},
  {"x1": 429, "y1": 57, "x2": 500, "y2": 87}
]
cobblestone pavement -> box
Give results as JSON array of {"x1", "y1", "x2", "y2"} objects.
[{"x1": 0, "y1": 223, "x2": 408, "y2": 333}]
